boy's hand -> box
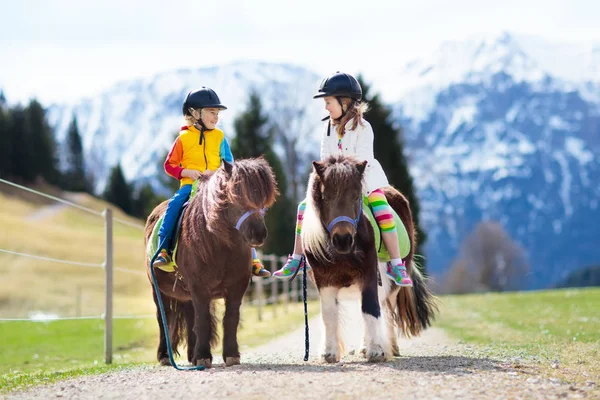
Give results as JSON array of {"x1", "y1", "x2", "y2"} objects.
[{"x1": 181, "y1": 169, "x2": 202, "y2": 180}]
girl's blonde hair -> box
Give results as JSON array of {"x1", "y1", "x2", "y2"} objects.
[
  {"x1": 332, "y1": 98, "x2": 369, "y2": 137},
  {"x1": 184, "y1": 108, "x2": 200, "y2": 126}
]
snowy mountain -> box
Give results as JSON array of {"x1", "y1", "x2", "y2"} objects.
[
  {"x1": 44, "y1": 32, "x2": 600, "y2": 289},
  {"x1": 390, "y1": 32, "x2": 600, "y2": 289},
  {"x1": 46, "y1": 62, "x2": 325, "y2": 193}
]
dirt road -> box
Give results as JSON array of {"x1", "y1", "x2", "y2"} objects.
[{"x1": 6, "y1": 302, "x2": 596, "y2": 399}]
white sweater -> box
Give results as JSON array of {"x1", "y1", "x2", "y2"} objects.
[{"x1": 319, "y1": 118, "x2": 389, "y2": 195}]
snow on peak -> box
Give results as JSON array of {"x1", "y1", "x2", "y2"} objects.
[{"x1": 386, "y1": 31, "x2": 600, "y2": 123}]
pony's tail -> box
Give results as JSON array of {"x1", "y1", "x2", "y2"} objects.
[
  {"x1": 395, "y1": 256, "x2": 438, "y2": 337},
  {"x1": 161, "y1": 299, "x2": 218, "y2": 363},
  {"x1": 167, "y1": 299, "x2": 190, "y2": 357}
]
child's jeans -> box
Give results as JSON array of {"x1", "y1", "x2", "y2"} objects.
[{"x1": 158, "y1": 184, "x2": 193, "y2": 249}]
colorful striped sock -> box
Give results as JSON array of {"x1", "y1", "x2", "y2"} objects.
[
  {"x1": 368, "y1": 189, "x2": 396, "y2": 233},
  {"x1": 295, "y1": 200, "x2": 307, "y2": 235}
]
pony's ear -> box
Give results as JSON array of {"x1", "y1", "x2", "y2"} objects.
[
  {"x1": 312, "y1": 160, "x2": 325, "y2": 178},
  {"x1": 222, "y1": 160, "x2": 234, "y2": 176},
  {"x1": 357, "y1": 160, "x2": 368, "y2": 176}
]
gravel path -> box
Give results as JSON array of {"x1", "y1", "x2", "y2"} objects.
[{"x1": 6, "y1": 301, "x2": 597, "y2": 399}]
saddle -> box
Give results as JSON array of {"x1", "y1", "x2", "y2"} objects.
[
  {"x1": 147, "y1": 180, "x2": 203, "y2": 272},
  {"x1": 362, "y1": 196, "x2": 411, "y2": 262},
  {"x1": 147, "y1": 203, "x2": 188, "y2": 273}
]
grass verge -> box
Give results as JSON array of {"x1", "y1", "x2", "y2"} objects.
[
  {"x1": 434, "y1": 288, "x2": 600, "y2": 387},
  {"x1": 1, "y1": 300, "x2": 320, "y2": 393}
]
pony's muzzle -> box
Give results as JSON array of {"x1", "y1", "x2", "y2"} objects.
[
  {"x1": 331, "y1": 231, "x2": 354, "y2": 253},
  {"x1": 245, "y1": 225, "x2": 267, "y2": 247}
]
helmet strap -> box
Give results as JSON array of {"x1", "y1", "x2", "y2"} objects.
[{"x1": 191, "y1": 108, "x2": 207, "y2": 145}]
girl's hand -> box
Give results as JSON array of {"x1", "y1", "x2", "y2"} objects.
[{"x1": 181, "y1": 169, "x2": 202, "y2": 180}]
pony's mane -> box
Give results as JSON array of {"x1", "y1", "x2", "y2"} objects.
[
  {"x1": 190, "y1": 158, "x2": 279, "y2": 244},
  {"x1": 301, "y1": 172, "x2": 329, "y2": 262},
  {"x1": 226, "y1": 157, "x2": 279, "y2": 210},
  {"x1": 302, "y1": 155, "x2": 365, "y2": 263}
]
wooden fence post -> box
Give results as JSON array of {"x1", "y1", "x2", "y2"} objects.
[
  {"x1": 270, "y1": 255, "x2": 277, "y2": 318},
  {"x1": 103, "y1": 208, "x2": 113, "y2": 364}
]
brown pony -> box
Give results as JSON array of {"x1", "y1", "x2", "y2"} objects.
[
  {"x1": 301, "y1": 155, "x2": 437, "y2": 363},
  {"x1": 144, "y1": 158, "x2": 278, "y2": 368}
]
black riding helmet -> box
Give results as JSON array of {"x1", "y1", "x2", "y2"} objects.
[
  {"x1": 182, "y1": 87, "x2": 227, "y2": 145},
  {"x1": 313, "y1": 71, "x2": 362, "y2": 101},
  {"x1": 315, "y1": 72, "x2": 362, "y2": 136},
  {"x1": 182, "y1": 87, "x2": 227, "y2": 116}
]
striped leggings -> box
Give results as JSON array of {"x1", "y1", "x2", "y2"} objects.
[
  {"x1": 292, "y1": 188, "x2": 395, "y2": 235},
  {"x1": 295, "y1": 201, "x2": 307, "y2": 235},
  {"x1": 367, "y1": 189, "x2": 396, "y2": 233}
]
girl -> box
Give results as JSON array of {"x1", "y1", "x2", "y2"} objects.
[
  {"x1": 154, "y1": 87, "x2": 270, "y2": 278},
  {"x1": 273, "y1": 72, "x2": 412, "y2": 287}
]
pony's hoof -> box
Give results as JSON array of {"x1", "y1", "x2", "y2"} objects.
[
  {"x1": 159, "y1": 357, "x2": 171, "y2": 366},
  {"x1": 359, "y1": 347, "x2": 367, "y2": 358},
  {"x1": 323, "y1": 352, "x2": 340, "y2": 363},
  {"x1": 391, "y1": 345, "x2": 401, "y2": 357},
  {"x1": 196, "y1": 358, "x2": 212, "y2": 368},
  {"x1": 367, "y1": 346, "x2": 386, "y2": 363},
  {"x1": 225, "y1": 356, "x2": 240, "y2": 366}
]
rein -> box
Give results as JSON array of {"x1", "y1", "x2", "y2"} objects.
[
  {"x1": 149, "y1": 236, "x2": 205, "y2": 371},
  {"x1": 299, "y1": 198, "x2": 363, "y2": 363},
  {"x1": 150, "y1": 205, "x2": 266, "y2": 371}
]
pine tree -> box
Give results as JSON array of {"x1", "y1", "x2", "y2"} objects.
[
  {"x1": 8, "y1": 106, "x2": 36, "y2": 182},
  {"x1": 63, "y1": 116, "x2": 87, "y2": 192},
  {"x1": 0, "y1": 104, "x2": 11, "y2": 179},
  {"x1": 358, "y1": 76, "x2": 428, "y2": 272},
  {"x1": 132, "y1": 183, "x2": 163, "y2": 219},
  {"x1": 103, "y1": 163, "x2": 133, "y2": 215},
  {"x1": 231, "y1": 91, "x2": 294, "y2": 255},
  {"x1": 158, "y1": 130, "x2": 182, "y2": 194},
  {"x1": 24, "y1": 100, "x2": 60, "y2": 184}
]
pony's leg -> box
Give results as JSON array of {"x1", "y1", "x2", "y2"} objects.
[
  {"x1": 361, "y1": 257, "x2": 390, "y2": 362},
  {"x1": 190, "y1": 295, "x2": 214, "y2": 368},
  {"x1": 222, "y1": 289, "x2": 244, "y2": 366},
  {"x1": 320, "y1": 286, "x2": 344, "y2": 363},
  {"x1": 184, "y1": 301, "x2": 196, "y2": 364},
  {"x1": 387, "y1": 304, "x2": 400, "y2": 357},
  {"x1": 381, "y1": 266, "x2": 401, "y2": 356},
  {"x1": 152, "y1": 289, "x2": 170, "y2": 366},
  {"x1": 359, "y1": 268, "x2": 395, "y2": 358}
]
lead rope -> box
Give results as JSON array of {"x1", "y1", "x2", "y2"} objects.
[
  {"x1": 302, "y1": 255, "x2": 310, "y2": 361},
  {"x1": 149, "y1": 237, "x2": 205, "y2": 371}
]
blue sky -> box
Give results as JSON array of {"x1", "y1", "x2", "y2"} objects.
[{"x1": 1, "y1": 0, "x2": 599, "y2": 104}]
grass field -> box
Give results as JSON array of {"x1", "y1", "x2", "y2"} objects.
[
  {"x1": 2, "y1": 187, "x2": 599, "y2": 393},
  {"x1": 0, "y1": 188, "x2": 320, "y2": 393},
  {"x1": 0, "y1": 300, "x2": 321, "y2": 393},
  {"x1": 0, "y1": 190, "x2": 152, "y2": 319},
  {"x1": 434, "y1": 288, "x2": 600, "y2": 386}
]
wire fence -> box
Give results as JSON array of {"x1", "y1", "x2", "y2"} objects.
[{"x1": 0, "y1": 177, "x2": 318, "y2": 362}]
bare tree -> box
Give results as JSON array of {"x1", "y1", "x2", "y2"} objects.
[
  {"x1": 444, "y1": 221, "x2": 529, "y2": 293},
  {"x1": 267, "y1": 85, "x2": 320, "y2": 206},
  {"x1": 444, "y1": 259, "x2": 476, "y2": 294}
]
